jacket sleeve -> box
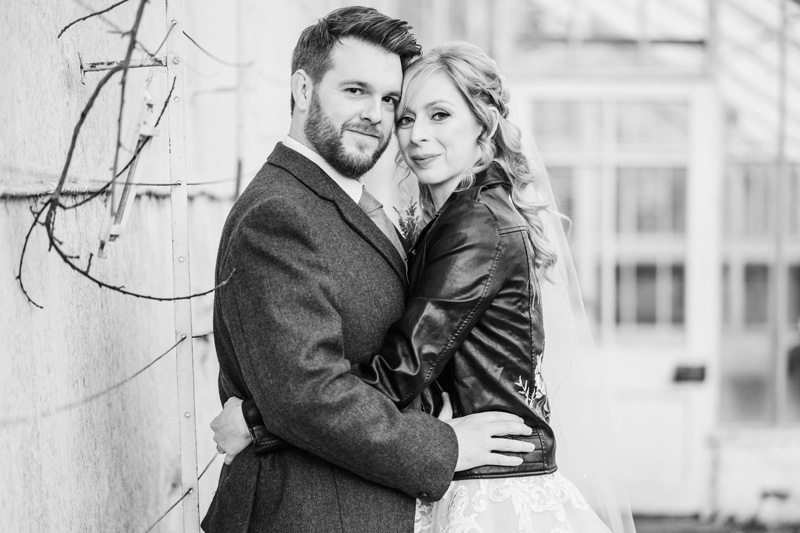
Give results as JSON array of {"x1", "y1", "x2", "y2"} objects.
[
  {"x1": 219, "y1": 196, "x2": 458, "y2": 501},
  {"x1": 354, "y1": 200, "x2": 505, "y2": 409}
]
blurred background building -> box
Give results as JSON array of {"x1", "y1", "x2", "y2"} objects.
[{"x1": 1, "y1": 0, "x2": 798, "y2": 530}]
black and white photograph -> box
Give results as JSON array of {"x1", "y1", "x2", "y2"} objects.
[{"x1": 1, "y1": 1, "x2": 799, "y2": 532}]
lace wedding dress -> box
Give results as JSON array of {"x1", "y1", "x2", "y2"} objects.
[{"x1": 414, "y1": 472, "x2": 613, "y2": 533}]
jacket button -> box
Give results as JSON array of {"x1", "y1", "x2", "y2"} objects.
[{"x1": 418, "y1": 492, "x2": 429, "y2": 500}]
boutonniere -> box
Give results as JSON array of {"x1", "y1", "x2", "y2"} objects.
[{"x1": 394, "y1": 201, "x2": 422, "y2": 250}]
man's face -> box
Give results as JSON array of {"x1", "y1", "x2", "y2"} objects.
[{"x1": 304, "y1": 37, "x2": 402, "y2": 179}]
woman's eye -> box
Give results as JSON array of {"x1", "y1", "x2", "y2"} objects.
[
  {"x1": 396, "y1": 116, "x2": 414, "y2": 127},
  {"x1": 431, "y1": 111, "x2": 450, "y2": 121}
]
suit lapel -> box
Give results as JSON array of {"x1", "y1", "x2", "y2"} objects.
[{"x1": 268, "y1": 144, "x2": 408, "y2": 286}]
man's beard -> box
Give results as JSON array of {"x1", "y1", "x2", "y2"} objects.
[{"x1": 304, "y1": 93, "x2": 391, "y2": 179}]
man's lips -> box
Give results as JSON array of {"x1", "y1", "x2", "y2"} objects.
[{"x1": 345, "y1": 128, "x2": 381, "y2": 140}]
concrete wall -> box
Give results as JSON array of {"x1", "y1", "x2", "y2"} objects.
[{"x1": 0, "y1": 2, "x2": 230, "y2": 531}]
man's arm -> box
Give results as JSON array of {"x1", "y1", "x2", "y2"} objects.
[{"x1": 219, "y1": 196, "x2": 457, "y2": 500}]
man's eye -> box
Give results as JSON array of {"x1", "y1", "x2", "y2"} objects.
[
  {"x1": 383, "y1": 97, "x2": 398, "y2": 107},
  {"x1": 346, "y1": 88, "x2": 364, "y2": 95}
]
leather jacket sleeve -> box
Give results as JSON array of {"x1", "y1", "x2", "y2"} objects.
[{"x1": 354, "y1": 198, "x2": 506, "y2": 409}]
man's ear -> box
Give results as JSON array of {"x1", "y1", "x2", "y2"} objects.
[{"x1": 291, "y1": 69, "x2": 312, "y2": 112}]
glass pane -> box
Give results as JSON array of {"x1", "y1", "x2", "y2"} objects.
[
  {"x1": 533, "y1": 101, "x2": 580, "y2": 144},
  {"x1": 617, "y1": 102, "x2": 688, "y2": 147},
  {"x1": 744, "y1": 264, "x2": 770, "y2": 325},
  {"x1": 671, "y1": 264, "x2": 685, "y2": 324},
  {"x1": 788, "y1": 318, "x2": 800, "y2": 423},
  {"x1": 636, "y1": 264, "x2": 658, "y2": 323},
  {"x1": 617, "y1": 168, "x2": 687, "y2": 235},
  {"x1": 532, "y1": 101, "x2": 600, "y2": 147},
  {"x1": 791, "y1": 165, "x2": 800, "y2": 234},
  {"x1": 790, "y1": 265, "x2": 800, "y2": 326},
  {"x1": 549, "y1": 166, "x2": 574, "y2": 225},
  {"x1": 671, "y1": 172, "x2": 687, "y2": 233},
  {"x1": 740, "y1": 164, "x2": 774, "y2": 235},
  {"x1": 637, "y1": 173, "x2": 661, "y2": 233},
  {"x1": 722, "y1": 263, "x2": 731, "y2": 326},
  {"x1": 615, "y1": 264, "x2": 634, "y2": 324}
]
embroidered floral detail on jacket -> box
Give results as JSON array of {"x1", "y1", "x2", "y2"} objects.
[{"x1": 515, "y1": 363, "x2": 550, "y2": 421}]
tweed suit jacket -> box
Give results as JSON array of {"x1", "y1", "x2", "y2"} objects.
[{"x1": 202, "y1": 143, "x2": 458, "y2": 533}]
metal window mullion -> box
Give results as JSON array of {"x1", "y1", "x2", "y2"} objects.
[
  {"x1": 775, "y1": 0, "x2": 790, "y2": 424},
  {"x1": 165, "y1": 0, "x2": 200, "y2": 530},
  {"x1": 601, "y1": 99, "x2": 618, "y2": 341}
]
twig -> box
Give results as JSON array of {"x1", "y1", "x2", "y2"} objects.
[
  {"x1": 15, "y1": 204, "x2": 48, "y2": 308},
  {"x1": 182, "y1": 30, "x2": 254, "y2": 68},
  {"x1": 48, "y1": 231, "x2": 233, "y2": 302},
  {"x1": 0, "y1": 337, "x2": 184, "y2": 427},
  {"x1": 198, "y1": 452, "x2": 219, "y2": 480},
  {"x1": 58, "y1": 0, "x2": 131, "y2": 39},
  {"x1": 59, "y1": 77, "x2": 176, "y2": 211},
  {"x1": 111, "y1": 0, "x2": 148, "y2": 195},
  {"x1": 44, "y1": 64, "x2": 124, "y2": 230},
  {"x1": 142, "y1": 487, "x2": 193, "y2": 533}
]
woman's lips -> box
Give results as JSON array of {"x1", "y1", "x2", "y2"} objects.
[{"x1": 410, "y1": 153, "x2": 439, "y2": 167}]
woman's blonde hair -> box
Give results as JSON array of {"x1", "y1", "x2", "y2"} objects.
[{"x1": 397, "y1": 41, "x2": 558, "y2": 276}]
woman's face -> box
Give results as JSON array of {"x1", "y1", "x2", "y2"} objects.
[{"x1": 395, "y1": 73, "x2": 483, "y2": 194}]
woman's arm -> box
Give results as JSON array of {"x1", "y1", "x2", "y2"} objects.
[{"x1": 354, "y1": 199, "x2": 504, "y2": 409}]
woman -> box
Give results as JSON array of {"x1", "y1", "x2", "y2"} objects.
[{"x1": 215, "y1": 42, "x2": 634, "y2": 532}]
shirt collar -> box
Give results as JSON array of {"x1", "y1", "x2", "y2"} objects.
[{"x1": 283, "y1": 135, "x2": 363, "y2": 204}]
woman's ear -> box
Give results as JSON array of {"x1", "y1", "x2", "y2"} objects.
[
  {"x1": 486, "y1": 106, "x2": 500, "y2": 139},
  {"x1": 291, "y1": 69, "x2": 312, "y2": 112}
]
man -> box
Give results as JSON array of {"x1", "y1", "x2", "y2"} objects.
[{"x1": 202, "y1": 7, "x2": 531, "y2": 533}]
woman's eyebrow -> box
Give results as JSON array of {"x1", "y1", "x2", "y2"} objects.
[{"x1": 423, "y1": 99, "x2": 453, "y2": 109}]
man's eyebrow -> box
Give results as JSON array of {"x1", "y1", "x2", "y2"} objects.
[{"x1": 339, "y1": 79, "x2": 372, "y2": 89}]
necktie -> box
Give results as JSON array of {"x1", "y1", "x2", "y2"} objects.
[{"x1": 358, "y1": 186, "x2": 407, "y2": 261}]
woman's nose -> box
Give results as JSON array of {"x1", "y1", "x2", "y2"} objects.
[{"x1": 409, "y1": 119, "x2": 429, "y2": 144}]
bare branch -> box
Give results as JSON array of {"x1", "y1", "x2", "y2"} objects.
[
  {"x1": 182, "y1": 30, "x2": 254, "y2": 68},
  {"x1": 58, "y1": 0, "x2": 131, "y2": 39},
  {"x1": 15, "y1": 203, "x2": 48, "y2": 308},
  {"x1": 60, "y1": 77, "x2": 176, "y2": 211},
  {"x1": 22, "y1": 0, "x2": 229, "y2": 309},
  {"x1": 45, "y1": 227, "x2": 234, "y2": 303},
  {"x1": 0, "y1": 336, "x2": 184, "y2": 427},
  {"x1": 111, "y1": 0, "x2": 149, "y2": 195}
]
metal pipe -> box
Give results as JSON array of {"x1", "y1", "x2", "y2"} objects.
[
  {"x1": 164, "y1": 2, "x2": 200, "y2": 530},
  {"x1": 82, "y1": 57, "x2": 166, "y2": 72}
]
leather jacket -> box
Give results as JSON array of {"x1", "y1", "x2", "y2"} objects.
[{"x1": 245, "y1": 163, "x2": 557, "y2": 480}]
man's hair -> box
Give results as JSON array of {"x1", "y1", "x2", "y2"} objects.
[{"x1": 290, "y1": 6, "x2": 421, "y2": 113}]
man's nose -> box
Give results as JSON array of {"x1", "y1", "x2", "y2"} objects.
[{"x1": 359, "y1": 96, "x2": 383, "y2": 124}]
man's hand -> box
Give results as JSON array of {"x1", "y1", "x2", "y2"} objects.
[
  {"x1": 210, "y1": 397, "x2": 252, "y2": 465},
  {"x1": 438, "y1": 393, "x2": 535, "y2": 472}
]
